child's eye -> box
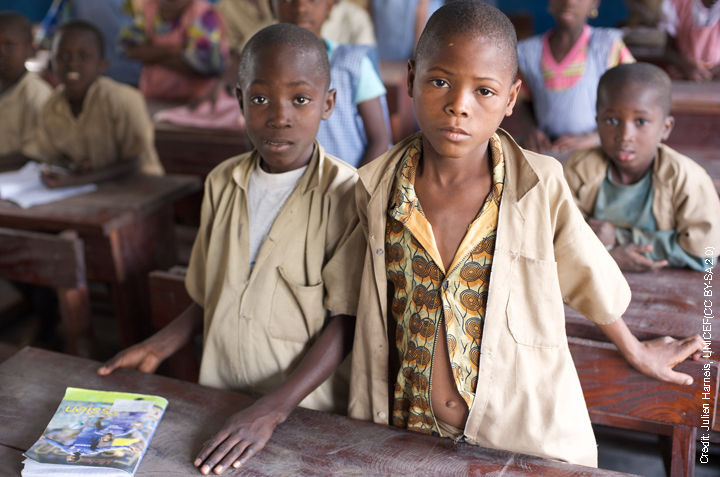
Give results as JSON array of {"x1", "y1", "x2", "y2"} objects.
[
  {"x1": 477, "y1": 88, "x2": 493, "y2": 96},
  {"x1": 431, "y1": 79, "x2": 448, "y2": 88},
  {"x1": 294, "y1": 97, "x2": 311, "y2": 105},
  {"x1": 605, "y1": 118, "x2": 618, "y2": 125},
  {"x1": 251, "y1": 96, "x2": 268, "y2": 105},
  {"x1": 636, "y1": 118, "x2": 648, "y2": 126}
]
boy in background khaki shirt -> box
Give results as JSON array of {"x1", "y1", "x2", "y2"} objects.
[
  {"x1": 349, "y1": 2, "x2": 703, "y2": 468},
  {"x1": 99, "y1": 24, "x2": 364, "y2": 475},
  {"x1": 0, "y1": 13, "x2": 52, "y2": 169},
  {"x1": 36, "y1": 19, "x2": 163, "y2": 188}
]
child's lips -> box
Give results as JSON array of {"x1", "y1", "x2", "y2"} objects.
[
  {"x1": 264, "y1": 139, "x2": 294, "y2": 151},
  {"x1": 438, "y1": 127, "x2": 471, "y2": 142},
  {"x1": 616, "y1": 151, "x2": 636, "y2": 161},
  {"x1": 67, "y1": 72, "x2": 81, "y2": 81}
]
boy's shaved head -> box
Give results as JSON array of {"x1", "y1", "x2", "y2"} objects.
[
  {"x1": 55, "y1": 19, "x2": 105, "y2": 58},
  {"x1": 0, "y1": 12, "x2": 32, "y2": 43},
  {"x1": 238, "y1": 23, "x2": 330, "y2": 89},
  {"x1": 598, "y1": 63, "x2": 672, "y2": 116},
  {"x1": 415, "y1": 0, "x2": 518, "y2": 78}
]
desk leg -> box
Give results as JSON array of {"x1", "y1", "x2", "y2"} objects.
[
  {"x1": 57, "y1": 285, "x2": 95, "y2": 358},
  {"x1": 111, "y1": 207, "x2": 177, "y2": 347},
  {"x1": 670, "y1": 426, "x2": 696, "y2": 477}
]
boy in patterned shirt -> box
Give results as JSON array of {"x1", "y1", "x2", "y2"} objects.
[{"x1": 349, "y1": 1, "x2": 703, "y2": 467}]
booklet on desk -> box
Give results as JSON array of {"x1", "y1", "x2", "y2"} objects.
[
  {"x1": 0, "y1": 162, "x2": 96, "y2": 209},
  {"x1": 22, "y1": 387, "x2": 168, "y2": 476}
]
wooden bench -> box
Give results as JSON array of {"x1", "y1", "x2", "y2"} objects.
[
  {"x1": 570, "y1": 337, "x2": 719, "y2": 477},
  {"x1": 148, "y1": 267, "x2": 198, "y2": 382},
  {"x1": 0, "y1": 228, "x2": 94, "y2": 357}
]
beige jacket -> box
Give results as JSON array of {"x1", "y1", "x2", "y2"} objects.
[
  {"x1": 186, "y1": 143, "x2": 365, "y2": 414},
  {"x1": 36, "y1": 76, "x2": 164, "y2": 176},
  {"x1": 348, "y1": 130, "x2": 631, "y2": 467},
  {"x1": 564, "y1": 144, "x2": 720, "y2": 258},
  {"x1": 0, "y1": 72, "x2": 52, "y2": 159}
]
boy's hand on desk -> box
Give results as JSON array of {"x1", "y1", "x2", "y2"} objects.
[
  {"x1": 194, "y1": 400, "x2": 283, "y2": 474},
  {"x1": 551, "y1": 131, "x2": 599, "y2": 153},
  {"x1": 587, "y1": 218, "x2": 616, "y2": 247},
  {"x1": 521, "y1": 127, "x2": 551, "y2": 153},
  {"x1": 627, "y1": 335, "x2": 704, "y2": 385},
  {"x1": 41, "y1": 167, "x2": 76, "y2": 189},
  {"x1": 680, "y1": 58, "x2": 713, "y2": 83},
  {"x1": 610, "y1": 244, "x2": 668, "y2": 272},
  {"x1": 97, "y1": 342, "x2": 164, "y2": 375}
]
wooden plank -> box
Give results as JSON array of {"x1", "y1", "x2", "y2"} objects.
[
  {"x1": 570, "y1": 337, "x2": 718, "y2": 429},
  {"x1": 565, "y1": 268, "x2": 718, "y2": 358},
  {"x1": 0, "y1": 445, "x2": 25, "y2": 475},
  {"x1": 0, "y1": 228, "x2": 85, "y2": 288},
  {"x1": 0, "y1": 347, "x2": 637, "y2": 476},
  {"x1": 0, "y1": 342, "x2": 20, "y2": 364},
  {"x1": 671, "y1": 81, "x2": 720, "y2": 115}
]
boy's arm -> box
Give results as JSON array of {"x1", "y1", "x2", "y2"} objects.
[
  {"x1": 664, "y1": 34, "x2": 713, "y2": 82},
  {"x1": 98, "y1": 302, "x2": 204, "y2": 375},
  {"x1": 41, "y1": 158, "x2": 138, "y2": 189},
  {"x1": 194, "y1": 314, "x2": 356, "y2": 475},
  {"x1": 123, "y1": 44, "x2": 198, "y2": 75},
  {"x1": 357, "y1": 97, "x2": 390, "y2": 167},
  {"x1": 597, "y1": 318, "x2": 703, "y2": 385},
  {"x1": 614, "y1": 227, "x2": 703, "y2": 271},
  {"x1": 517, "y1": 99, "x2": 550, "y2": 153},
  {"x1": 0, "y1": 153, "x2": 31, "y2": 172}
]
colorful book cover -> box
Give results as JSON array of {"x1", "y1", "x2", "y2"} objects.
[{"x1": 23, "y1": 387, "x2": 168, "y2": 476}]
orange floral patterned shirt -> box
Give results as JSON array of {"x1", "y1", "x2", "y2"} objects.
[{"x1": 386, "y1": 134, "x2": 505, "y2": 435}]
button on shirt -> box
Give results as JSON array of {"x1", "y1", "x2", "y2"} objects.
[{"x1": 386, "y1": 134, "x2": 505, "y2": 435}]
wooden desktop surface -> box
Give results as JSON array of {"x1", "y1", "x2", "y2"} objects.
[
  {"x1": 565, "y1": 268, "x2": 717, "y2": 358},
  {"x1": 0, "y1": 347, "x2": 637, "y2": 477},
  {"x1": 0, "y1": 174, "x2": 201, "y2": 346}
]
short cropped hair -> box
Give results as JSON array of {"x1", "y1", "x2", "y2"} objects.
[
  {"x1": 0, "y1": 12, "x2": 33, "y2": 44},
  {"x1": 416, "y1": 0, "x2": 518, "y2": 78},
  {"x1": 55, "y1": 19, "x2": 105, "y2": 59},
  {"x1": 598, "y1": 63, "x2": 672, "y2": 116},
  {"x1": 238, "y1": 24, "x2": 331, "y2": 89}
]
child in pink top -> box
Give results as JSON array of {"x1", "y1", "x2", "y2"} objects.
[
  {"x1": 119, "y1": 0, "x2": 229, "y2": 101},
  {"x1": 659, "y1": 0, "x2": 720, "y2": 81},
  {"x1": 517, "y1": 0, "x2": 634, "y2": 154}
]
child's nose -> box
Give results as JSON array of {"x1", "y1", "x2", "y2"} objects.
[
  {"x1": 619, "y1": 122, "x2": 635, "y2": 142},
  {"x1": 269, "y1": 102, "x2": 293, "y2": 127},
  {"x1": 445, "y1": 90, "x2": 471, "y2": 118}
]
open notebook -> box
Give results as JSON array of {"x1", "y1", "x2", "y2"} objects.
[{"x1": 0, "y1": 162, "x2": 96, "y2": 209}]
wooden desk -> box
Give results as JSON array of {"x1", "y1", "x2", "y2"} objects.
[
  {"x1": 0, "y1": 174, "x2": 201, "y2": 347},
  {"x1": 677, "y1": 147, "x2": 720, "y2": 194},
  {"x1": 0, "y1": 347, "x2": 637, "y2": 477},
  {"x1": 667, "y1": 81, "x2": 720, "y2": 149},
  {"x1": 566, "y1": 268, "x2": 718, "y2": 362}
]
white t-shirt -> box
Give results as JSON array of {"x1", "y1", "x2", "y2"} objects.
[{"x1": 247, "y1": 159, "x2": 307, "y2": 268}]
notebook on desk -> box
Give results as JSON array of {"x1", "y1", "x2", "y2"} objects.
[{"x1": 0, "y1": 162, "x2": 96, "y2": 209}]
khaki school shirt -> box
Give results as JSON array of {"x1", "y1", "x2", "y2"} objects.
[
  {"x1": 217, "y1": 0, "x2": 274, "y2": 54},
  {"x1": 348, "y1": 130, "x2": 631, "y2": 467},
  {"x1": 185, "y1": 143, "x2": 365, "y2": 414},
  {"x1": 36, "y1": 76, "x2": 164, "y2": 176},
  {"x1": 0, "y1": 72, "x2": 52, "y2": 159},
  {"x1": 564, "y1": 144, "x2": 720, "y2": 259}
]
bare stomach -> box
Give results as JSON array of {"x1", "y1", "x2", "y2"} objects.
[{"x1": 430, "y1": 319, "x2": 469, "y2": 429}]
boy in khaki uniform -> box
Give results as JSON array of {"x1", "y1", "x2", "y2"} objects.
[
  {"x1": 0, "y1": 13, "x2": 52, "y2": 168},
  {"x1": 37, "y1": 20, "x2": 163, "y2": 188},
  {"x1": 348, "y1": 2, "x2": 703, "y2": 467},
  {"x1": 99, "y1": 24, "x2": 364, "y2": 475},
  {"x1": 564, "y1": 63, "x2": 720, "y2": 272}
]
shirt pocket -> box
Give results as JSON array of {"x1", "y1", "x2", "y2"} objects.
[
  {"x1": 505, "y1": 255, "x2": 565, "y2": 349},
  {"x1": 268, "y1": 266, "x2": 326, "y2": 343}
]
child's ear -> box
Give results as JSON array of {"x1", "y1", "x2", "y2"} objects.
[
  {"x1": 661, "y1": 115, "x2": 675, "y2": 142},
  {"x1": 407, "y1": 59, "x2": 416, "y2": 98},
  {"x1": 322, "y1": 88, "x2": 336, "y2": 120},
  {"x1": 504, "y1": 78, "x2": 522, "y2": 117},
  {"x1": 236, "y1": 85, "x2": 244, "y2": 113}
]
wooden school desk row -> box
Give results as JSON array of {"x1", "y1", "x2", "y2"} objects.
[
  {"x1": 0, "y1": 347, "x2": 639, "y2": 477},
  {"x1": 0, "y1": 173, "x2": 202, "y2": 351}
]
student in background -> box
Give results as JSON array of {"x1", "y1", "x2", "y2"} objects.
[
  {"x1": 35, "y1": 0, "x2": 143, "y2": 86},
  {"x1": 564, "y1": 63, "x2": 720, "y2": 272},
  {"x1": 98, "y1": 24, "x2": 365, "y2": 474},
  {"x1": 321, "y1": 0, "x2": 376, "y2": 46},
  {"x1": 372, "y1": 0, "x2": 442, "y2": 61},
  {"x1": 118, "y1": 0, "x2": 228, "y2": 101},
  {"x1": 0, "y1": 13, "x2": 53, "y2": 169},
  {"x1": 659, "y1": 0, "x2": 720, "y2": 82},
  {"x1": 517, "y1": 0, "x2": 635, "y2": 153},
  {"x1": 349, "y1": 2, "x2": 702, "y2": 468},
  {"x1": 273, "y1": 0, "x2": 391, "y2": 167},
  {"x1": 37, "y1": 20, "x2": 164, "y2": 188}
]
